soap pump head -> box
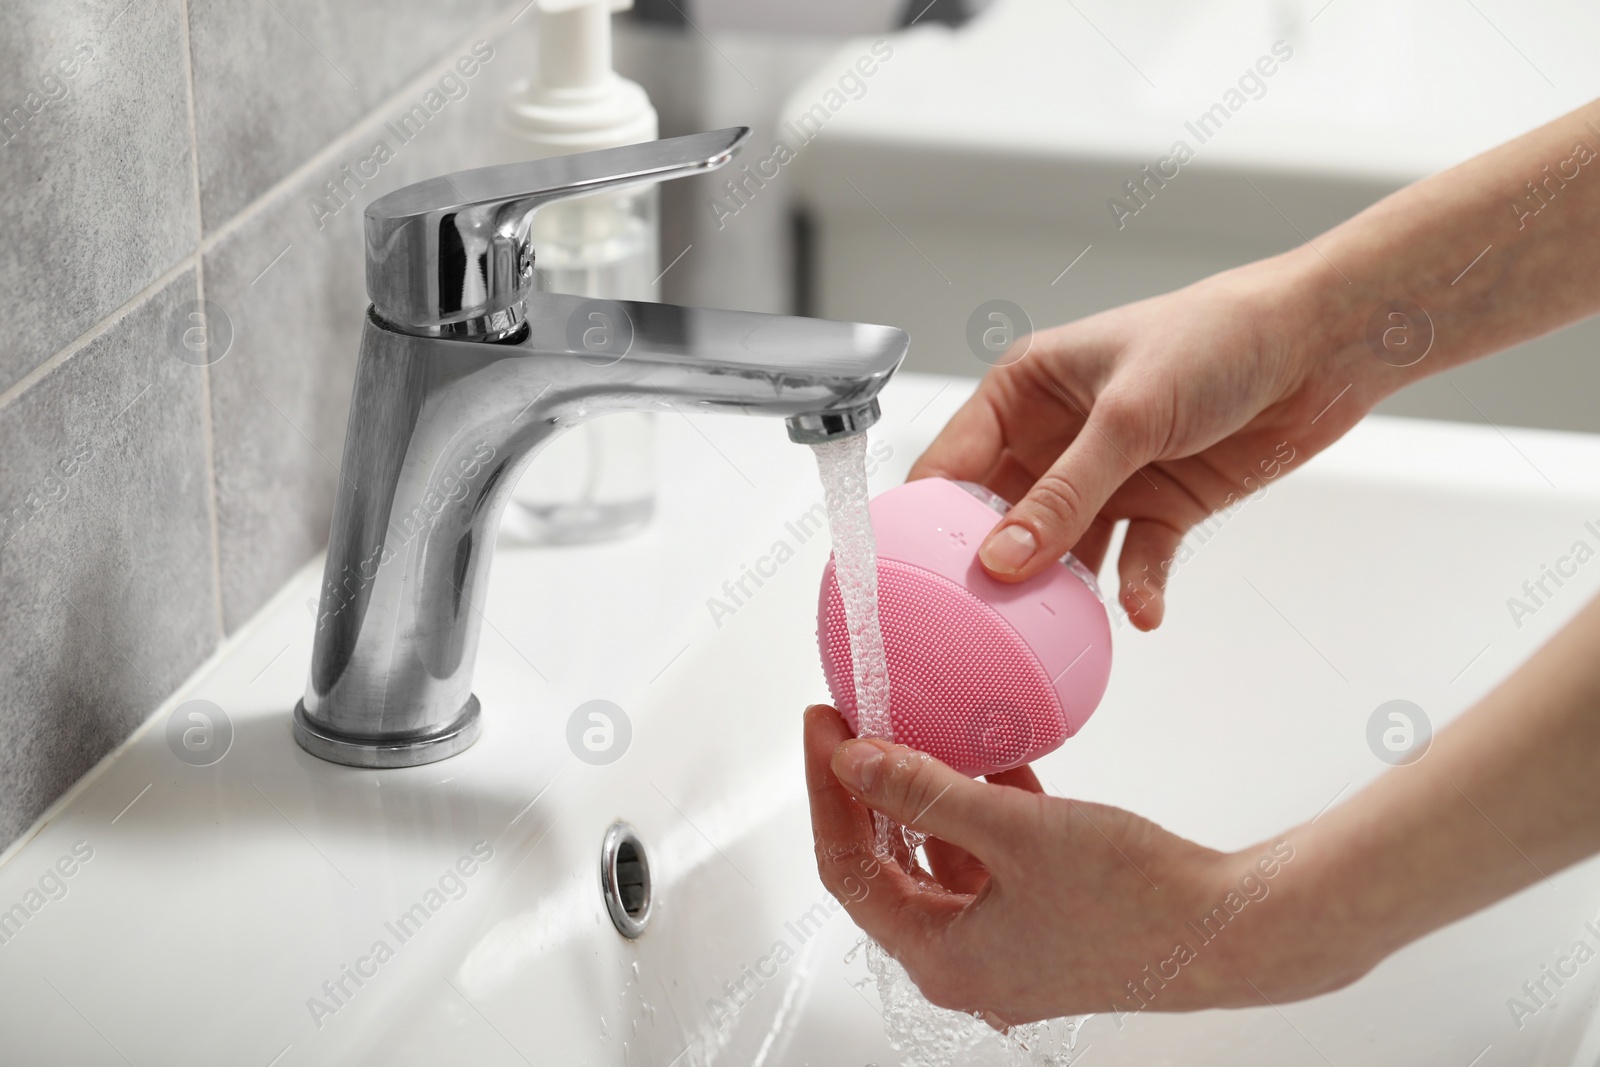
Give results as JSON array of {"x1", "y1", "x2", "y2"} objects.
[{"x1": 499, "y1": 0, "x2": 659, "y2": 159}]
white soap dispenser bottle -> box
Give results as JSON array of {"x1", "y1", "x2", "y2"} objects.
[{"x1": 497, "y1": 0, "x2": 663, "y2": 545}]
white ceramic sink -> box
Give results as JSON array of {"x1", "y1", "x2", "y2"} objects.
[{"x1": 3, "y1": 372, "x2": 1600, "y2": 1065}]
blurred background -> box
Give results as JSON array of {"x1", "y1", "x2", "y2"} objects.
[{"x1": 1, "y1": 0, "x2": 1598, "y2": 842}]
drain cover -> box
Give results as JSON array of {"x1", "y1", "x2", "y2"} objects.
[{"x1": 601, "y1": 822, "x2": 652, "y2": 938}]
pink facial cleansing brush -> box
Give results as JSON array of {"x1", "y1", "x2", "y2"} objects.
[{"x1": 817, "y1": 477, "x2": 1113, "y2": 777}]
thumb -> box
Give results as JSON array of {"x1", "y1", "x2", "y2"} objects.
[
  {"x1": 832, "y1": 738, "x2": 1022, "y2": 863},
  {"x1": 977, "y1": 398, "x2": 1153, "y2": 582}
]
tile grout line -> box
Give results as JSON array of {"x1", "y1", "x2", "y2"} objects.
[
  {"x1": 0, "y1": 0, "x2": 527, "y2": 421},
  {"x1": 176, "y1": 0, "x2": 228, "y2": 641},
  {"x1": 200, "y1": 361, "x2": 226, "y2": 635},
  {"x1": 0, "y1": 253, "x2": 199, "y2": 414},
  {"x1": 177, "y1": 0, "x2": 204, "y2": 237},
  {"x1": 0, "y1": 553, "x2": 328, "y2": 871},
  {"x1": 195, "y1": 0, "x2": 530, "y2": 256}
]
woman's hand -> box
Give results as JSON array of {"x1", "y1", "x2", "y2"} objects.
[
  {"x1": 915, "y1": 95, "x2": 1600, "y2": 629},
  {"x1": 816, "y1": 97, "x2": 1600, "y2": 1024},
  {"x1": 910, "y1": 251, "x2": 1378, "y2": 629},
  {"x1": 803, "y1": 705, "x2": 1360, "y2": 1024}
]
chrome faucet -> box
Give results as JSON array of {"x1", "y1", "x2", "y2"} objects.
[{"x1": 293, "y1": 128, "x2": 907, "y2": 767}]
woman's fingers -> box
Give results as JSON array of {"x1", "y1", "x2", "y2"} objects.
[
  {"x1": 907, "y1": 385, "x2": 1007, "y2": 484},
  {"x1": 924, "y1": 837, "x2": 991, "y2": 895},
  {"x1": 830, "y1": 737, "x2": 1031, "y2": 870},
  {"x1": 986, "y1": 763, "x2": 1044, "y2": 794},
  {"x1": 804, "y1": 706, "x2": 969, "y2": 950},
  {"x1": 805, "y1": 705, "x2": 1253, "y2": 1021},
  {"x1": 978, "y1": 395, "x2": 1160, "y2": 584},
  {"x1": 1116, "y1": 516, "x2": 1188, "y2": 629},
  {"x1": 909, "y1": 764, "x2": 1041, "y2": 894},
  {"x1": 804, "y1": 704, "x2": 872, "y2": 847},
  {"x1": 922, "y1": 764, "x2": 1043, "y2": 894},
  {"x1": 1067, "y1": 515, "x2": 1115, "y2": 576}
]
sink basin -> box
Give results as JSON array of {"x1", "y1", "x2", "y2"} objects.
[{"x1": 3, "y1": 372, "x2": 1600, "y2": 1065}]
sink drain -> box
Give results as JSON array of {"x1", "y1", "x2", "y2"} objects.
[{"x1": 601, "y1": 822, "x2": 652, "y2": 939}]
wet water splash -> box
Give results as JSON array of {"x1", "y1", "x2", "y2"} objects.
[{"x1": 866, "y1": 940, "x2": 1084, "y2": 1067}]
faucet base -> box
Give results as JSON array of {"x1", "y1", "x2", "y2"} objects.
[{"x1": 292, "y1": 697, "x2": 482, "y2": 768}]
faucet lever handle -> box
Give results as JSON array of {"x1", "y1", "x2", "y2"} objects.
[{"x1": 364, "y1": 127, "x2": 750, "y2": 340}]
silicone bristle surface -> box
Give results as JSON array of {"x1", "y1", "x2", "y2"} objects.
[{"x1": 819, "y1": 558, "x2": 1069, "y2": 777}]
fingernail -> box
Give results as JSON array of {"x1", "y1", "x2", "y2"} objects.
[
  {"x1": 979, "y1": 524, "x2": 1037, "y2": 574},
  {"x1": 833, "y1": 739, "x2": 884, "y2": 792}
]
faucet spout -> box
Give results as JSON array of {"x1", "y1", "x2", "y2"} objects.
[
  {"x1": 294, "y1": 128, "x2": 907, "y2": 767},
  {"x1": 294, "y1": 291, "x2": 907, "y2": 767}
]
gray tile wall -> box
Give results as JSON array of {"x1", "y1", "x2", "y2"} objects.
[{"x1": 0, "y1": 0, "x2": 539, "y2": 849}]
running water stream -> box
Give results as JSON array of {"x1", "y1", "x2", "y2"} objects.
[
  {"x1": 810, "y1": 434, "x2": 894, "y2": 741},
  {"x1": 811, "y1": 434, "x2": 896, "y2": 855},
  {"x1": 811, "y1": 434, "x2": 1083, "y2": 1067}
]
